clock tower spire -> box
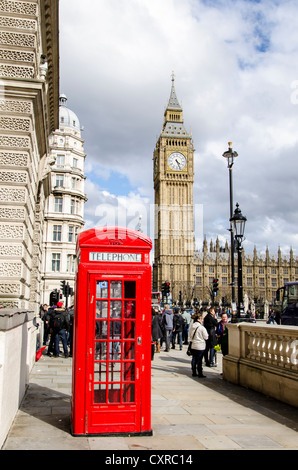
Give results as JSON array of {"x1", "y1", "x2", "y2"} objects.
[{"x1": 153, "y1": 76, "x2": 195, "y2": 304}]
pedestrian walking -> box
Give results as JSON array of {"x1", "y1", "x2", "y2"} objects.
[
  {"x1": 50, "y1": 302, "x2": 70, "y2": 358},
  {"x1": 152, "y1": 307, "x2": 163, "y2": 355},
  {"x1": 188, "y1": 312, "x2": 208, "y2": 378},
  {"x1": 46, "y1": 304, "x2": 56, "y2": 356},
  {"x1": 162, "y1": 304, "x2": 174, "y2": 352},
  {"x1": 216, "y1": 312, "x2": 229, "y2": 356},
  {"x1": 172, "y1": 308, "x2": 184, "y2": 350},
  {"x1": 158, "y1": 308, "x2": 166, "y2": 349},
  {"x1": 203, "y1": 307, "x2": 218, "y2": 367},
  {"x1": 68, "y1": 306, "x2": 74, "y2": 357},
  {"x1": 181, "y1": 308, "x2": 191, "y2": 344},
  {"x1": 267, "y1": 310, "x2": 276, "y2": 324},
  {"x1": 40, "y1": 304, "x2": 50, "y2": 345}
]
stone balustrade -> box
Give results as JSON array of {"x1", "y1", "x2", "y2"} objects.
[{"x1": 223, "y1": 323, "x2": 298, "y2": 408}]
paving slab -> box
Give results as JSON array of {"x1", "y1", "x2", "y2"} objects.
[{"x1": 2, "y1": 346, "x2": 298, "y2": 451}]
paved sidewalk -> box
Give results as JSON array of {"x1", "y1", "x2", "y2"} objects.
[{"x1": 2, "y1": 346, "x2": 298, "y2": 450}]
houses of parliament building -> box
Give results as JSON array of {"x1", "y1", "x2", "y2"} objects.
[{"x1": 152, "y1": 76, "x2": 298, "y2": 307}]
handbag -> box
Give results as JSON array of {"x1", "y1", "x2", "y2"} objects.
[{"x1": 186, "y1": 326, "x2": 199, "y2": 356}]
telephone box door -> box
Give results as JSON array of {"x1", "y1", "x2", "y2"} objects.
[{"x1": 85, "y1": 274, "x2": 143, "y2": 434}]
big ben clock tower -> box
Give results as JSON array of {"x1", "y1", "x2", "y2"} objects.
[{"x1": 153, "y1": 75, "x2": 195, "y2": 303}]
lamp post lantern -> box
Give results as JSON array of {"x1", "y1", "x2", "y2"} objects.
[
  {"x1": 230, "y1": 203, "x2": 247, "y2": 321},
  {"x1": 222, "y1": 142, "x2": 238, "y2": 312}
]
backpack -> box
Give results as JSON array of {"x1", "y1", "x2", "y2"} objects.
[
  {"x1": 52, "y1": 311, "x2": 64, "y2": 331},
  {"x1": 174, "y1": 314, "x2": 184, "y2": 331}
]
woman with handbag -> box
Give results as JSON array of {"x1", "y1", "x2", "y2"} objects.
[{"x1": 188, "y1": 312, "x2": 209, "y2": 378}]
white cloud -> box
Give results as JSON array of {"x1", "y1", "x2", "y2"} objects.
[{"x1": 60, "y1": 0, "x2": 298, "y2": 255}]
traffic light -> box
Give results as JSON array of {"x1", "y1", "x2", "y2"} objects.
[
  {"x1": 165, "y1": 282, "x2": 170, "y2": 294},
  {"x1": 49, "y1": 289, "x2": 59, "y2": 306},
  {"x1": 212, "y1": 278, "x2": 219, "y2": 296},
  {"x1": 60, "y1": 280, "x2": 66, "y2": 296},
  {"x1": 64, "y1": 283, "x2": 74, "y2": 297}
]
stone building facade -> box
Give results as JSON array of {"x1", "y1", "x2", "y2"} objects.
[
  {"x1": 153, "y1": 75, "x2": 195, "y2": 298},
  {"x1": 41, "y1": 94, "x2": 87, "y2": 305},
  {"x1": 0, "y1": 0, "x2": 59, "y2": 311},
  {"x1": 193, "y1": 238, "x2": 298, "y2": 307},
  {"x1": 153, "y1": 78, "x2": 298, "y2": 307}
]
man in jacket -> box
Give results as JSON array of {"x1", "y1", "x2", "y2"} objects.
[
  {"x1": 216, "y1": 312, "x2": 229, "y2": 356},
  {"x1": 181, "y1": 308, "x2": 192, "y2": 344},
  {"x1": 172, "y1": 308, "x2": 184, "y2": 350},
  {"x1": 203, "y1": 307, "x2": 218, "y2": 367},
  {"x1": 162, "y1": 304, "x2": 173, "y2": 352},
  {"x1": 51, "y1": 302, "x2": 70, "y2": 358}
]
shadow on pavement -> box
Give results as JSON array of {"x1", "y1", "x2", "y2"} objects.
[
  {"x1": 18, "y1": 381, "x2": 72, "y2": 434},
  {"x1": 153, "y1": 352, "x2": 298, "y2": 433}
]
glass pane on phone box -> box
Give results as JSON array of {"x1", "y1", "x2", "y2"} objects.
[
  {"x1": 124, "y1": 300, "x2": 135, "y2": 318},
  {"x1": 95, "y1": 342, "x2": 107, "y2": 361},
  {"x1": 109, "y1": 321, "x2": 122, "y2": 338},
  {"x1": 96, "y1": 281, "x2": 108, "y2": 298},
  {"x1": 95, "y1": 320, "x2": 108, "y2": 339},
  {"x1": 124, "y1": 281, "x2": 136, "y2": 299},
  {"x1": 123, "y1": 342, "x2": 135, "y2": 360},
  {"x1": 123, "y1": 383, "x2": 135, "y2": 403},
  {"x1": 109, "y1": 362, "x2": 121, "y2": 373},
  {"x1": 110, "y1": 281, "x2": 122, "y2": 298},
  {"x1": 94, "y1": 383, "x2": 106, "y2": 404},
  {"x1": 109, "y1": 340, "x2": 121, "y2": 360},
  {"x1": 94, "y1": 361, "x2": 107, "y2": 373},
  {"x1": 96, "y1": 301, "x2": 108, "y2": 319},
  {"x1": 109, "y1": 368, "x2": 121, "y2": 383},
  {"x1": 108, "y1": 383, "x2": 121, "y2": 404},
  {"x1": 123, "y1": 362, "x2": 135, "y2": 381},
  {"x1": 94, "y1": 363, "x2": 107, "y2": 383},
  {"x1": 124, "y1": 321, "x2": 135, "y2": 339},
  {"x1": 110, "y1": 300, "x2": 122, "y2": 318}
]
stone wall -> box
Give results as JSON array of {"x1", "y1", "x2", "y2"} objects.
[
  {"x1": 0, "y1": 0, "x2": 59, "y2": 311},
  {"x1": 0, "y1": 308, "x2": 41, "y2": 448},
  {"x1": 223, "y1": 323, "x2": 298, "y2": 408}
]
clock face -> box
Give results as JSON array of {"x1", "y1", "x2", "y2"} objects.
[{"x1": 168, "y1": 152, "x2": 187, "y2": 171}]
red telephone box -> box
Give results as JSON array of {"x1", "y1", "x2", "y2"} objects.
[{"x1": 71, "y1": 226, "x2": 152, "y2": 436}]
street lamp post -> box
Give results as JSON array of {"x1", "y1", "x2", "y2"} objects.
[
  {"x1": 230, "y1": 203, "x2": 247, "y2": 321},
  {"x1": 170, "y1": 263, "x2": 174, "y2": 304},
  {"x1": 222, "y1": 143, "x2": 238, "y2": 312}
]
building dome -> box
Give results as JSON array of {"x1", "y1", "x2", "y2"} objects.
[{"x1": 59, "y1": 94, "x2": 81, "y2": 133}]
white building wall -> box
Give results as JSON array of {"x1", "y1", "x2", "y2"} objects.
[{"x1": 41, "y1": 96, "x2": 87, "y2": 306}]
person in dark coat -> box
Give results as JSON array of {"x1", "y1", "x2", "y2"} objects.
[
  {"x1": 40, "y1": 304, "x2": 50, "y2": 345},
  {"x1": 50, "y1": 302, "x2": 70, "y2": 358},
  {"x1": 203, "y1": 307, "x2": 218, "y2": 367},
  {"x1": 172, "y1": 308, "x2": 184, "y2": 350},
  {"x1": 46, "y1": 305, "x2": 56, "y2": 356},
  {"x1": 216, "y1": 313, "x2": 229, "y2": 356},
  {"x1": 162, "y1": 305, "x2": 174, "y2": 352},
  {"x1": 152, "y1": 307, "x2": 163, "y2": 354}
]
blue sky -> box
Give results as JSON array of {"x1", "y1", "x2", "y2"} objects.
[{"x1": 59, "y1": 0, "x2": 298, "y2": 254}]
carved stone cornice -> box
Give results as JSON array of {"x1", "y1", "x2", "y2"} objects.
[{"x1": 39, "y1": 0, "x2": 59, "y2": 134}]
